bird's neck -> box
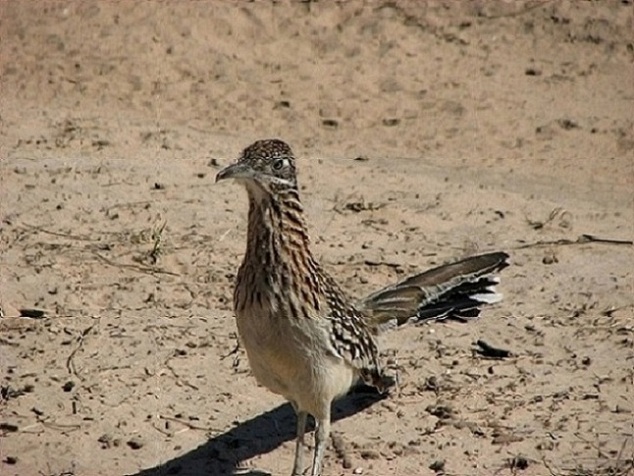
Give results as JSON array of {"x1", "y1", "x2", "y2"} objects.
[
  {"x1": 245, "y1": 187, "x2": 314, "y2": 264},
  {"x1": 234, "y1": 186, "x2": 323, "y2": 316}
]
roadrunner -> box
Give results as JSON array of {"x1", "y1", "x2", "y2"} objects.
[{"x1": 216, "y1": 139, "x2": 509, "y2": 476}]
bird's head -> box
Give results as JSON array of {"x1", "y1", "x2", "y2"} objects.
[{"x1": 216, "y1": 139, "x2": 298, "y2": 198}]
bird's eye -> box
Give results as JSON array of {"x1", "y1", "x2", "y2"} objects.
[{"x1": 272, "y1": 158, "x2": 285, "y2": 171}]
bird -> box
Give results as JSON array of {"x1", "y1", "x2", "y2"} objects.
[{"x1": 215, "y1": 139, "x2": 509, "y2": 476}]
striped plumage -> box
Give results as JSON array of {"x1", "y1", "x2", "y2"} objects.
[{"x1": 216, "y1": 139, "x2": 509, "y2": 476}]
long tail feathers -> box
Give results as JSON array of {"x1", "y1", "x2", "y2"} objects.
[{"x1": 358, "y1": 252, "x2": 510, "y2": 333}]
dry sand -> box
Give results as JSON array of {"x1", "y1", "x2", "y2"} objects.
[{"x1": 1, "y1": 1, "x2": 633, "y2": 475}]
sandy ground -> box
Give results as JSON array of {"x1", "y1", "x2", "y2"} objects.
[{"x1": 1, "y1": 1, "x2": 633, "y2": 475}]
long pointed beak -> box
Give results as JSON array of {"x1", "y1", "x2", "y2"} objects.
[{"x1": 216, "y1": 161, "x2": 252, "y2": 183}]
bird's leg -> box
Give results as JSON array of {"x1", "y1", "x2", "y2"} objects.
[
  {"x1": 292, "y1": 410, "x2": 308, "y2": 476},
  {"x1": 310, "y1": 412, "x2": 331, "y2": 476}
]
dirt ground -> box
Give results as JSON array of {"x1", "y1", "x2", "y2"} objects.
[{"x1": 1, "y1": 1, "x2": 633, "y2": 475}]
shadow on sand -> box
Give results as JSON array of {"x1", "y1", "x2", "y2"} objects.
[{"x1": 129, "y1": 388, "x2": 386, "y2": 476}]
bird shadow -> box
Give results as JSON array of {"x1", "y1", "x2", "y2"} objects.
[{"x1": 128, "y1": 387, "x2": 387, "y2": 476}]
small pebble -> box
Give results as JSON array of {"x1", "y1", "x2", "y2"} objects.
[
  {"x1": 98, "y1": 433, "x2": 113, "y2": 449},
  {"x1": 360, "y1": 449, "x2": 380, "y2": 460},
  {"x1": 127, "y1": 436, "x2": 144, "y2": 450},
  {"x1": 0, "y1": 423, "x2": 19, "y2": 432},
  {"x1": 429, "y1": 459, "x2": 445, "y2": 472},
  {"x1": 19, "y1": 308, "x2": 46, "y2": 319},
  {"x1": 509, "y1": 455, "x2": 529, "y2": 470},
  {"x1": 542, "y1": 253, "x2": 558, "y2": 265}
]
